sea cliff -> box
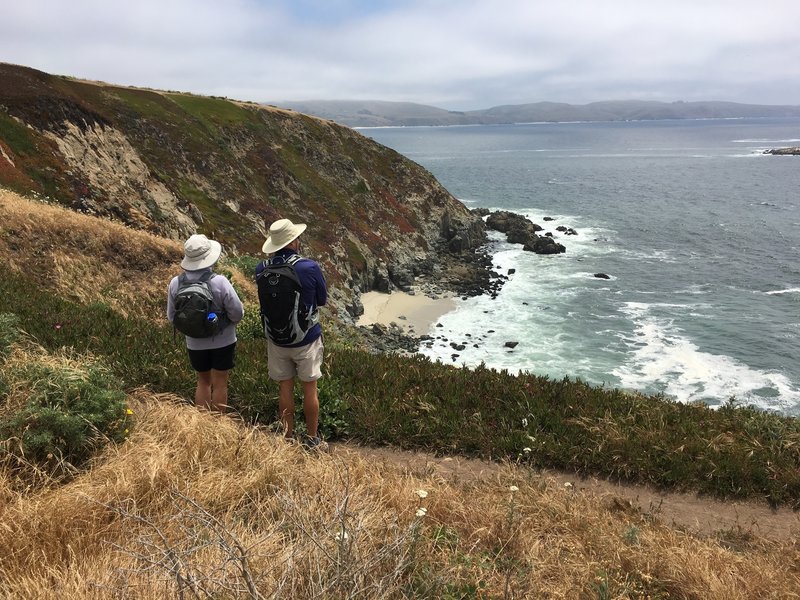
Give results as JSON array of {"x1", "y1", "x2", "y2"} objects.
[{"x1": 0, "y1": 62, "x2": 489, "y2": 319}]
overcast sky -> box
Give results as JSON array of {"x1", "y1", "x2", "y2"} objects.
[{"x1": 2, "y1": 0, "x2": 799, "y2": 110}]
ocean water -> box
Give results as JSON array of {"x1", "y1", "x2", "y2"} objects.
[{"x1": 361, "y1": 118, "x2": 800, "y2": 416}]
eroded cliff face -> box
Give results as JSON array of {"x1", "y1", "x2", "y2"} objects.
[
  {"x1": 41, "y1": 121, "x2": 199, "y2": 235},
  {"x1": 0, "y1": 63, "x2": 488, "y2": 318}
]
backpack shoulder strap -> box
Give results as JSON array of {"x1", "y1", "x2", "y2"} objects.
[
  {"x1": 255, "y1": 260, "x2": 269, "y2": 281},
  {"x1": 258, "y1": 256, "x2": 302, "y2": 286},
  {"x1": 178, "y1": 271, "x2": 215, "y2": 285}
]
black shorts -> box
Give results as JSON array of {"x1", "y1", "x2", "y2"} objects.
[{"x1": 187, "y1": 343, "x2": 236, "y2": 372}]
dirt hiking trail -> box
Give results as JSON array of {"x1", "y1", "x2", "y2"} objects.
[{"x1": 335, "y1": 441, "x2": 799, "y2": 543}]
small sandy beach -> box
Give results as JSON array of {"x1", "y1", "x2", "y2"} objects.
[{"x1": 357, "y1": 290, "x2": 457, "y2": 335}]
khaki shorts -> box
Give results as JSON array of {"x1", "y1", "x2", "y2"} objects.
[{"x1": 267, "y1": 337, "x2": 324, "y2": 382}]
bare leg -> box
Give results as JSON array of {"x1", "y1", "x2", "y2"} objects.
[
  {"x1": 302, "y1": 380, "x2": 319, "y2": 438},
  {"x1": 210, "y1": 369, "x2": 230, "y2": 412},
  {"x1": 195, "y1": 371, "x2": 212, "y2": 410},
  {"x1": 278, "y1": 379, "x2": 296, "y2": 438}
]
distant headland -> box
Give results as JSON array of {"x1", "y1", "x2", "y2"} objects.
[{"x1": 273, "y1": 99, "x2": 800, "y2": 128}]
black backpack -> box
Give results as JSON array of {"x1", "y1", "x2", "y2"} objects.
[
  {"x1": 173, "y1": 272, "x2": 223, "y2": 338},
  {"x1": 256, "y1": 255, "x2": 319, "y2": 346}
]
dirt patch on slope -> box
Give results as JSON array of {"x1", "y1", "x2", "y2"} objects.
[{"x1": 335, "y1": 441, "x2": 800, "y2": 543}]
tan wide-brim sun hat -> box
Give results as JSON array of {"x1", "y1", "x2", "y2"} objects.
[
  {"x1": 181, "y1": 234, "x2": 222, "y2": 270},
  {"x1": 262, "y1": 218, "x2": 307, "y2": 254}
]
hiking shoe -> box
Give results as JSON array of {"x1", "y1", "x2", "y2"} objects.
[{"x1": 303, "y1": 435, "x2": 328, "y2": 452}]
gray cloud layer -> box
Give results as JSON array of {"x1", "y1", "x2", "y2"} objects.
[{"x1": 2, "y1": 0, "x2": 799, "y2": 110}]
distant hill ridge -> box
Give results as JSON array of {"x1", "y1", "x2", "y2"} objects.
[{"x1": 277, "y1": 99, "x2": 800, "y2": 128}]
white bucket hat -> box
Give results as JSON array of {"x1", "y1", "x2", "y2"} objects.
[
  {"x1": 181, "y1": 234, "x2": 222, "y2": 270},
  {"x1": 262, "y1": 218, "x2": 307, "y2": 254}
]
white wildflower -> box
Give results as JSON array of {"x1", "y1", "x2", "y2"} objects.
[
  {"x1": 564, "y1": 482, "x2": 573, "y2": 488},
  {"x1": 521, "y1": 418, "x2": 528, "y2": 427},
  {"x1": 509, "y1": 485, "x2": 519, "y2": 493},
  {"x1": 335, "y1": 530, "x2": 349, "y2": 542},
  {"x1": 416, "y1": 507, "x2": 428, "y2": 517},
  {"x1": 415, "y1": 489, "x2": 428, "y2": 499},
  {"x1": 523, "y1": 447, "x2": 532, "y2": 454}
]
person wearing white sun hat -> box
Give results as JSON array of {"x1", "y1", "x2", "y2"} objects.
[
  {"x1": 256, "y1": 218, "x2": 327, "y2": 450},
  {"x1": 167, "y1": 233, "x2": 244, "y2": 412}
]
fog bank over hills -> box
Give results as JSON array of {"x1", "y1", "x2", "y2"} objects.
[{"x1": 276, "y1": 99, "x2": 800, "y2": 128}]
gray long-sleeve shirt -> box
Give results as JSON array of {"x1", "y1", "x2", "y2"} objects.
[{"x1": 166, "y1": 268, "x2": 245, "y2": 350}]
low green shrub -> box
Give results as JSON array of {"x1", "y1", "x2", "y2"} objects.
[
  {"x1": 236, "y1": 304, "x2": 265, "y2": 341},
  {"x1": 0, "y1": 356, "x2": 132, "y2": 469},
  {"x1": 225, "y1": 254, "x2": 261, "y2": 276},
  {"x1": 318, "y1": 375, "x2": 350, "y2": 438}
]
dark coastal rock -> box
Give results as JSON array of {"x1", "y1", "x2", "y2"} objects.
[
  {"x1": 594, "y1": 273, "x2": 611, "y2": 279},
  {"x1": 373, "y1": 261, "x2": 394, "y2": 293},
  {"x1": 347, "y1": 295, "x2": 364, "y2": 318},
  {"x1": 440, "y1": 209, "x2": 487, "y2": 252},
  {"x1": 486, "y1": 210, "x2": 567, "y2": 254},
  {"x1": 543, "y1": 216, "x2": 554, "y2": 221},
  {"x1": 764, "y1": 147, "x2": 800, "y2": 156},
  {"x1": 505, "y1": 227, "x2": 534, "y2": 245},
  {"x1": 388, "y1": 263, "x2": 415, "y2": 291},
  {"x1": 486, "y1": 210, "x2": 543, "y2": 234},
  {"x1": 524, "y1": 236, "x2": 566, "y2": 255},
  {"x1": 504, "y1": 341, "x2": 519, "y2": 349},
  {"x1": 360, "y1": 322, "x2": 422, "y2": 354}
]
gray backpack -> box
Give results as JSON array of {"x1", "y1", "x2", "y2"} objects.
[{"x1": 173, "y1": 272, "x2": 223, "y2": 338}]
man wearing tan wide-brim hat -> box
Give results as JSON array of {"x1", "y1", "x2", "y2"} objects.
[{"x1": 256, "y1": 218, "x2": 327, "y2": 451}]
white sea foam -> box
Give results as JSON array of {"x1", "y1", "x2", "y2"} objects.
[
  {"x1": 613, "y1": 302, "x2": 800, "y2": 411},
  {"x1": 672, "y1": 285, "x2": 712, "y2": 295},
  {"x1": 732, "y1": 138, "x2": 800, "y2": 143},
  {"x1": 764, "y1": 287, "x2": 800, "y2": 295},
  {"x1": 619, "y1": 248, "x2": 681, "y2": 263},
  {"x1": 422, "y1": 246, "x2": 800, "y2": 414}
]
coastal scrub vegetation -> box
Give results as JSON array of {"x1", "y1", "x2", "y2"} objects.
[{"x1": 1, "y1": 189, "x2": 800, "y2": 595}]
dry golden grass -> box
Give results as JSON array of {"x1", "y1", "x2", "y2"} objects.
[
  {"x1": 0, "y1": 189, "x2": 259, "y2": 320},
  {"x1": 1, "y1": 388, "x2": 798, "y2": 599},
  {"x1": 0, "y1": 189, "x2": 181, "y2": 320}
]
